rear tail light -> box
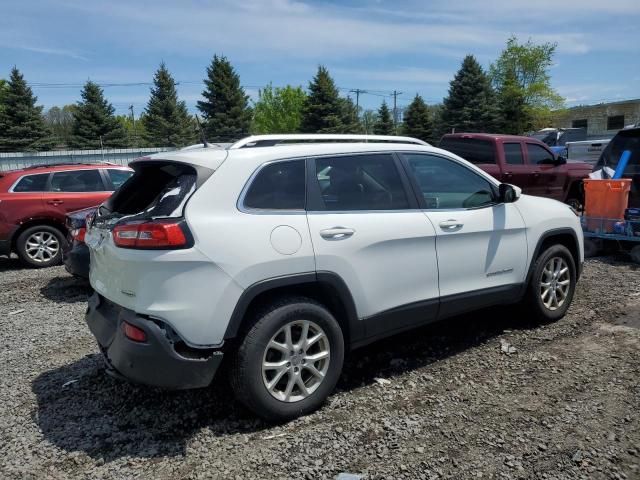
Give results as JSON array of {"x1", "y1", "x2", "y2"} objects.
[
  {"x1": 112, "y1": 220, "x2": 189, "y2": 249},
  {"x1": 122, "y1": 321, "x2": 147, "y2": 342},
  {"x1": 71, "y1": 227, "x2": 86, "y2": 243}
]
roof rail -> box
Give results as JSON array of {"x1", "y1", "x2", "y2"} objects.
[
  {"x1": 23, "y1": 161, "x2": 119, "y2": 170},
  {"x1": 228, "y1": 134, "x2": 429, "y2": 149}
]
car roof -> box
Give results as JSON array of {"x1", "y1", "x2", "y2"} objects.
[
  {"x1": 0, "y1": 162, "x2": 130, "y2": 177},
  {"x1": 138, "y1": 141, "x2": 445, "y2": 171}
]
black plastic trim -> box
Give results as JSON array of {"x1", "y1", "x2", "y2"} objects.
[
  {"x1": 0, "y1": 239, "x2": 10, "y2": 257},
  {"x1": 525, "y1": 227, "x2": 582, "y2": 283},
  {"x1": 438, "y1": 283, "x2": 523, "y2": 319},
  {"x1": 223, "y1": 271, "x2": 361, "y2": 343},
  {"x1": 86, "y1": 292, "x2": 222, "y2": 389}
]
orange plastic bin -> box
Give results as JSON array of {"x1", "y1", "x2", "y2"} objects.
[{"x1": 583, "y1": 179, "x2": 632, "y2": 232}]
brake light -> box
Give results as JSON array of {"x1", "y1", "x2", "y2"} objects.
[
  {"x1": 122, "y1": 321, "x2": 147, "y2": 342},
  {"x1": 71, "y1": 227, "x2": 86, "y2": 243},
  {"x1": 112, "y1": 221, "x2": 188, "y2": 249}
]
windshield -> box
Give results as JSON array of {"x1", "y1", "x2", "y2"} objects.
[{"x1": 531, "y1": 131, "x2": 556, "y2": 146}]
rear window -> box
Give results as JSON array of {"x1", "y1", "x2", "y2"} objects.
[
  {"x1": 101, "y1": 162, "x2": 208, "y2": 221},
  {"x1": 597, "y1": 128, "x2": 640, "y2": 174},
  {"x1": 51, "y1": 170, "x2": 105, "y2": 192},
  {"x1": 12, "y1": 173, "x2": 49, "y2": 192},
  {"x1": 243, "y1": 160, "x2": 305, "y2": 210},
  {"x1": 107, "y1": 169, "x2": 133, "y2": 189},
  {"x1": 438, "y1": 138, "x2": 496, "y2": 165}
]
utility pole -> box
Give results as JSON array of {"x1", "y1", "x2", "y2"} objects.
[
  {"x1": 392, "y1": 90, "x2": 402, "y2": 133},
  {"x1": 129, "y1": 105, "x2": 137, "y2": 148},
  {"x1": 349, "y1": 88, "x2": 367, "y2": 117}
]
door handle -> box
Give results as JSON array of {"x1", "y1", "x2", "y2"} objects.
[
  {"x1": 46, "y1": 199, "x2": 64, "y2": 206},
  {"x1": 320, "y1": 227, "x2": 355, "y2": 240},
  {"x1": 439, "y1": 219, "x2": 463, "y2": 231}
]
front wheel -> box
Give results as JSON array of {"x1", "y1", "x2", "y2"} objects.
[
  {"x1": 521, "y1": 245, "x2": 577, "y2": 322},
  {"x1": 230, "y1": 297, "x2": 344, "y2": 422}
]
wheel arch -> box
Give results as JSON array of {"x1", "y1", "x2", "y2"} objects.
[
  {"x1": 10, "y1": 217, "x2": 67, "y2": 251},
  {"x1": 526, "y1": 228, "x2": 582, "y2": 285},
  {"x1": 224, "y1": 271, "x2": 362, "y2": 348}
]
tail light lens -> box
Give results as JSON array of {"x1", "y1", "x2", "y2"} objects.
[
  {"x1": 71, "y1": 227, "x2": 86, "y2": 243},
  {"x1": 112, "y1": 220, "x2": 189, "y2": 249}
]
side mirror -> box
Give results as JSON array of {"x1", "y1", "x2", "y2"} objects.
[
  {"x1": 555, "y1": 155, "x2": 567, "y2": 165},
  {"x1": 499, "y1": 183, "x2": 520, "y2": 203}
]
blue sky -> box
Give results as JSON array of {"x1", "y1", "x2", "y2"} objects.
[{"x1": 1, "y1": 0, "x2": 639, "y2": 116}]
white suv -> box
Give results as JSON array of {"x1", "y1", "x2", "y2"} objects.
[{"x1": 85, "y1": 134, "x2": 583, "y2": 421}]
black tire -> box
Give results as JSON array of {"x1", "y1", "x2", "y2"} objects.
[
  {"x1": 230, "y1": 296, "x2": 344, "y2": 422},
  {"x1": 630, "y1": 245, "x2": 640, "y2": 265},
  {"x1": 521, "y1": 245, "x2": 577, "y2": 323},
  {"x1": 15, "y1": 225, "x2": 67, "y2": 268}
]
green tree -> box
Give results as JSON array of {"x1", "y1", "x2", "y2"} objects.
[
  {"x1": 402, "y1": 94, "x2": 433, "y2": 142},
  {"x1": 0, "y1": 79, "x2": 8, "y2": 114},
  {"x1": 338, "y1": 96, "x2": 362, "y2": 134},
  {"x1": 373, "y1": 100, "x2": 394, "y2": 135},
  {"x1": 251, "y1": 83, "x2": 306, "y2": 134},
  {"x1": 300, "y1": 66, "x2": 343, "y2": 133},
  {"x1": 116, "y1": 113, "x2": 149, "y2": 148},
  {"x1": 197, "y1": 55, "x2": 251, "y2": 142},
  {"x1": 361, "y1": 109, "x2": 377, "y2": 134},
  {"x1": 44, "y1": 105, "x2": 75, "y2": 148},
  {"x1": 143, "y1": 62, "x2": 195, "y2": 147},
  {"x1": 0, "y1": 67, "x2": 52, "y2": 152},
  {"x1": 71, "y1": 81, "x2": 127, "y2": 148},
  {"x1": 490, "y1": 36, "x2": 564, "y2": 129},
  {"x1": 497, "y1": 70, "x2": 530, "y2": 134},
  {"x1": 441, "y1": 55, "x2": 498, "y2": 133}
]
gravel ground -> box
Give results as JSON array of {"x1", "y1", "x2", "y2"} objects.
[{"x1": 0, "y1": 256, "x2": 639, "y2": 480}]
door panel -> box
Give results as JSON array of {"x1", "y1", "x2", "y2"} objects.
[
  {"x1": 43, "y1": 169, "x2": 112, "y2": 218},
  {"x1": 306, "y1": 153, "x2": 440, "y2": 334},
  {"x1": 501, "y1": 142, "x2": 537, "y2": 195},
  {"x1": 525, "y1": 143, "x2": 565, "y2": 200},
  {"x1": 401, "y1": 152, "x2": 528, "y2": 301}
]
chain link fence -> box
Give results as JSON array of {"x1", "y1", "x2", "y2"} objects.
[{"x1": 0, "y1": 147, "x2": 176, "y2": 172}]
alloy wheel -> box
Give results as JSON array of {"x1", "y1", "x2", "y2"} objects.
[
  {"x1": 539, "y1": 256, "x2": 571, "y2": 311},
  {"x1": 261, "y1": 320, "x2": 330, "y2": 403},
  {"x1": 25, "y1": 231, "x2": 59, "y2": 263}
]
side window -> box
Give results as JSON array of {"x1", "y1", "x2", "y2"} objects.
[
  {"x1": 404, "y1": 153, "x2": 496, "y2": 209},
  {"x1": 12, "y1": 173, "x2": 49, "y2": 192},
  {"x1": 107, "y1": 169, "x2": 133, "y2": 189},
  {"x1": 504, "y1": 143, "x2": 524, "y2": 165},
  {"x1": 438, "y1": 138, "x2": 496, "y2": 164},
  {"x1": 526, "y1": 144, "x2": 555, "y2": 165},
  {"x1": 50, "y1": 170, "x2": 105, "y2": 192},
  {"x1": 314, "y1": 154, "x2": 409, "y2": 211},
  {"x1": 243, "y1": 160, "x2": 305, "y2": 210}
]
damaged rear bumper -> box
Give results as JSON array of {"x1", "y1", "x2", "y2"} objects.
[{"x1": 85, "y1": 292, "x2": 223, "y2": 389}]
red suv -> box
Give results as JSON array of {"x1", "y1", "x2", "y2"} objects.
[{"x1": 0, "y1": 163, "x2": 132, "y2": 267}]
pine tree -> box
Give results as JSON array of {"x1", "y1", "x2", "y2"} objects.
[
  {"x1": 0, "y1": 67, "x2": 52, "y2": 152},
  {"x1": 197, "y1": 55, "x2": 251, "y2": 142},
  {"x1": 373, "y1": 101, "x2": 394, "y2": 135},
  {"x1": 402, "y1": 94, "x2": 433, "y2": 142},
  {"x1": 497, "y1": 69, "x2": 531, "y2": 135},
  {"x1": 441, "y1": 55, "x2": 498, "y2": 133},
  {"x1": 143, "y1": 62, "x2": 194, "y2": 147},
  {"x1": 338, "y1": 97, "x2": 362, "y2": 134},
  {"x1": 71, "y1": 81, "x2": 127, "y2": 149},
  {"x1": 300, "y1": 66, "x2": 342, "y2": 133}
]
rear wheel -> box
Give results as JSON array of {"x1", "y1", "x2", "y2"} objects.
[
  {"x1": 521, "y1": 245, "x2": 577, "y2": 322},
  {"x1": 230, "y1": 297, "x2": 344, "y2": 422},
  {"x1": 16, "y1": 225, "x2": 66, "y2": 268}
]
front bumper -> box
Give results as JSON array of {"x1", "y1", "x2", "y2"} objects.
[{"x1": 85, "y1": 292, "x2": 223, "y2": 389}]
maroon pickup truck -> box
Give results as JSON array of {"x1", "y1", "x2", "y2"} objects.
[{"x1": 439, "y1": 133, "x2": 592, "y2": 208}]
